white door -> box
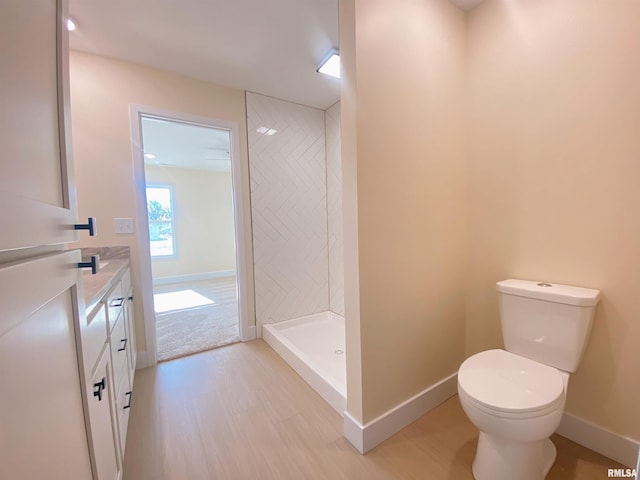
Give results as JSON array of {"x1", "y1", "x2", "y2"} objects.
[
  {"x1": 0, "y1": 0, "x2": 79, "y2": 251},
  {"x1": 0, "y1": 250, "x2": 93, "y2": 479}
]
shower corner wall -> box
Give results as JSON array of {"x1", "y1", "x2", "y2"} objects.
[{"x1": 325, "y1": 100, "x2": 345, "y2": 318}]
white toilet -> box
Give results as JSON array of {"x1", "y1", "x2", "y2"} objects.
[{"x1": 458, "y1": 279, "x2": 600, "y2": 480}]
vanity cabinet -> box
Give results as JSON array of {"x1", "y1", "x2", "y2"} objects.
[
  {"x1": 107, "y1": 278, "x2": 134, "y2": 458},
  {"x1": 81, "y1": 264, "x2": 136, "y2": 479},
  {"x1": 84, "y1": 324, "x2": 121, "y2": 480},
  {"x1": 1, "y1": 1, "x2": 133, "y2": 478}
]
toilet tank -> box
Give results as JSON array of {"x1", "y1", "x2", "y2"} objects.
[{"x1": 496, "y1": 279, "x2": 600, "y2": 372}]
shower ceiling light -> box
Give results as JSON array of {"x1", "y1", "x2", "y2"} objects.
[
  {"x1": 317, "y1": 50, "x2": 340, "y2": 79},
  {"x1": 256, "y1": 126, "x2": 278, "y2": 136}
]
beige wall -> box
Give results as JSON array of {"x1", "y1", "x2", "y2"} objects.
[
  {"x1": 144, "y1": 166, "x2": 236, "y2": 279},
  {"x1": 341, "y1": 0, "x2": 468, "y2": 423},
  {"x1": 466, "y1": 0, "x2": 640, "y2": 442},
  {"x1": 69, "y1": 51, "x2": 255, "y2": 353},
  {"x1": 342, "y1": 0, "x2": 639, "y2": 444}
]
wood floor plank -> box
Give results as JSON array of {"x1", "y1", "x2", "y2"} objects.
[{"x1": 123, "y1": 340, "x2": 628, "y2": 479}]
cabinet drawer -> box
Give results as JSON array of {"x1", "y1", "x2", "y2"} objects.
[
  {"x1": 81, "y1": 304, "x2": 108, "y2": 380},
  {"x1": 106, "y1": 281, "x2": 124, "y2": 332},
  {"x1": 114, "y1": 371, "x2": 132, "y2": 459},
  {"x1": 109, "y1": 312, "x2": 130, "y2": 390}
]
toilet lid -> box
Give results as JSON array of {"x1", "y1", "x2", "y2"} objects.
[{"x1": 458, "y1": 349, "x2": 564, "y2": 414}]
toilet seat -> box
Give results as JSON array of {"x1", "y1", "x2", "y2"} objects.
[{"x1": 458, "y1": 349, "x2": 565, "y2": 418}]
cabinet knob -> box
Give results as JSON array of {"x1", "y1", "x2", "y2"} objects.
[
  {"x1": 78, "y1": 255, "x2": 100, "y2": 275},
  {"x1": 74, "y1": 217, "x2": 97, "y2": 236},
  {"x1": 93, "y1": 377, "x2": 106, "y2": 401}
]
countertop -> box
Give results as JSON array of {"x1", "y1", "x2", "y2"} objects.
[{"x1": 81, "y1": 246, "x2": 130, "y2": 316}]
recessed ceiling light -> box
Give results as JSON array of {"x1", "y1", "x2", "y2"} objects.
[
  {"x1": 256, "y1": 126, "x2": 278, "y2": 136},
  {"x1": 317, "y1": 50, "x2": 340, "y2": 79},
  {"x1": 66, "y1": 18, "x2": 77, "y2": 31},
  {"x1": 144, "y1": 153, "x2": 156, "y2": 159}
]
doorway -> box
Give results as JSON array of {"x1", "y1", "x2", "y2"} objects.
[{"x1": 131, "y1": 106, "x2": 252, "y2": 365}]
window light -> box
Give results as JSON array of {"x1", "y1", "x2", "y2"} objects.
[{"x1": 317, "y1": 50, "x2": 340, "y2": 79}]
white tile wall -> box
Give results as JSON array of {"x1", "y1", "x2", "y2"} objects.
[
  {"x1": 325, "y1": 102, "x2": 344, "y2": 316},
  {"x1": 247, "y1": 92, "x2": 329, "y2": 326}
]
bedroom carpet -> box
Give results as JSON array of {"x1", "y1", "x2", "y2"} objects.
[{"x1": 154, "y1": 278, "x2": 239, "y2": 362}]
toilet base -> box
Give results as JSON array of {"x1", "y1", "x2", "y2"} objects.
[{"x1": 472, "y1": 433, "x2": 557, "y2": 480}]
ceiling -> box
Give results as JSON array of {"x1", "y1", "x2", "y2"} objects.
[
  {"x1": 70, "y1": 1, "x2": 484, "y2": 173},
  {"x1": 68, "y1": 0, "x2": 341, "y2": 110},
  {"x1": 141, "y1": 116, "x2": 231, "y2": 172},
  {"x1": 68, "y1": 1, "x2": 484, "y2": 112}
]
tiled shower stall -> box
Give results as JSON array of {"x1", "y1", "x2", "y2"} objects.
[{"x1": 246, "y1": 92, "x2": 344, "y2": 331}]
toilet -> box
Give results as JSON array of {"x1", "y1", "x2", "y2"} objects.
[{"x1": 458, "y1": 279, "x2": 600, "y2": 480}]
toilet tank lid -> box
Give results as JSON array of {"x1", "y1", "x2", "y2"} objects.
[{"x1": 496, "y1": 279, "x2": 601, "y2": 306}]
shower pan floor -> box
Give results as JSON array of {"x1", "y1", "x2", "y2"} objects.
[{"x1": 262, "y1": 311, "x2": 346, "y2": 414}]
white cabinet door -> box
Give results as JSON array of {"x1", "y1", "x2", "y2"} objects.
[
  {"x1": 0, "y1": 0, "x2": 79, "y2": 251},
  {"x1": 87, "y1": 344, "x2": 122, "y2": 480},
  {"x1": 0, "y1": 250, "x2": 93, "y2": 480}
]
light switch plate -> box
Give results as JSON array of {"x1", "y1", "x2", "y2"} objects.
[{"x1": 114, "y1": 218, "x2": 134, "y2": 234}]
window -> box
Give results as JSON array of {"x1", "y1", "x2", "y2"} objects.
[{"x1": 146, "y1": 185, "x2": 175, "y2": 257}]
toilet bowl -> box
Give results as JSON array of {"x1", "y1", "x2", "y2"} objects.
[
  {"x1": 458, "y1": 279, "x2": 600, "y2": 479},
  {"x1": 458, "y1": 349, "x2": 567, "y2": 480}
]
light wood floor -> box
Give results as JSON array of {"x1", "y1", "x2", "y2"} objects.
[{"x1": 123, "y1": 340, "x2": 623, "y2": 479}]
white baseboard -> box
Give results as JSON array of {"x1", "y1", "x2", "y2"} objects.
[
  {"x1": 153, "y1": 270, "x2": 236, "y2": 286},
  {"x1": 241, "y1": 325, "x2": 256, "y2": 342},
  {"x1": 341, "y1": 373, "x2": 639, "y2": 468},
  {"x1": 343, "y1": 372, "x2": 458, "y2": 454},
  {"x1": 135, "y1": 351, "x2": 150, "y2": 369},
  {"x1": 557, "y1": 412, "x2": 640, "y2": 468}
]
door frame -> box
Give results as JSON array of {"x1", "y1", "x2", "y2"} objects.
[{"x1": 130, "y1": 104, "x2": 254, "y2": 366}]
